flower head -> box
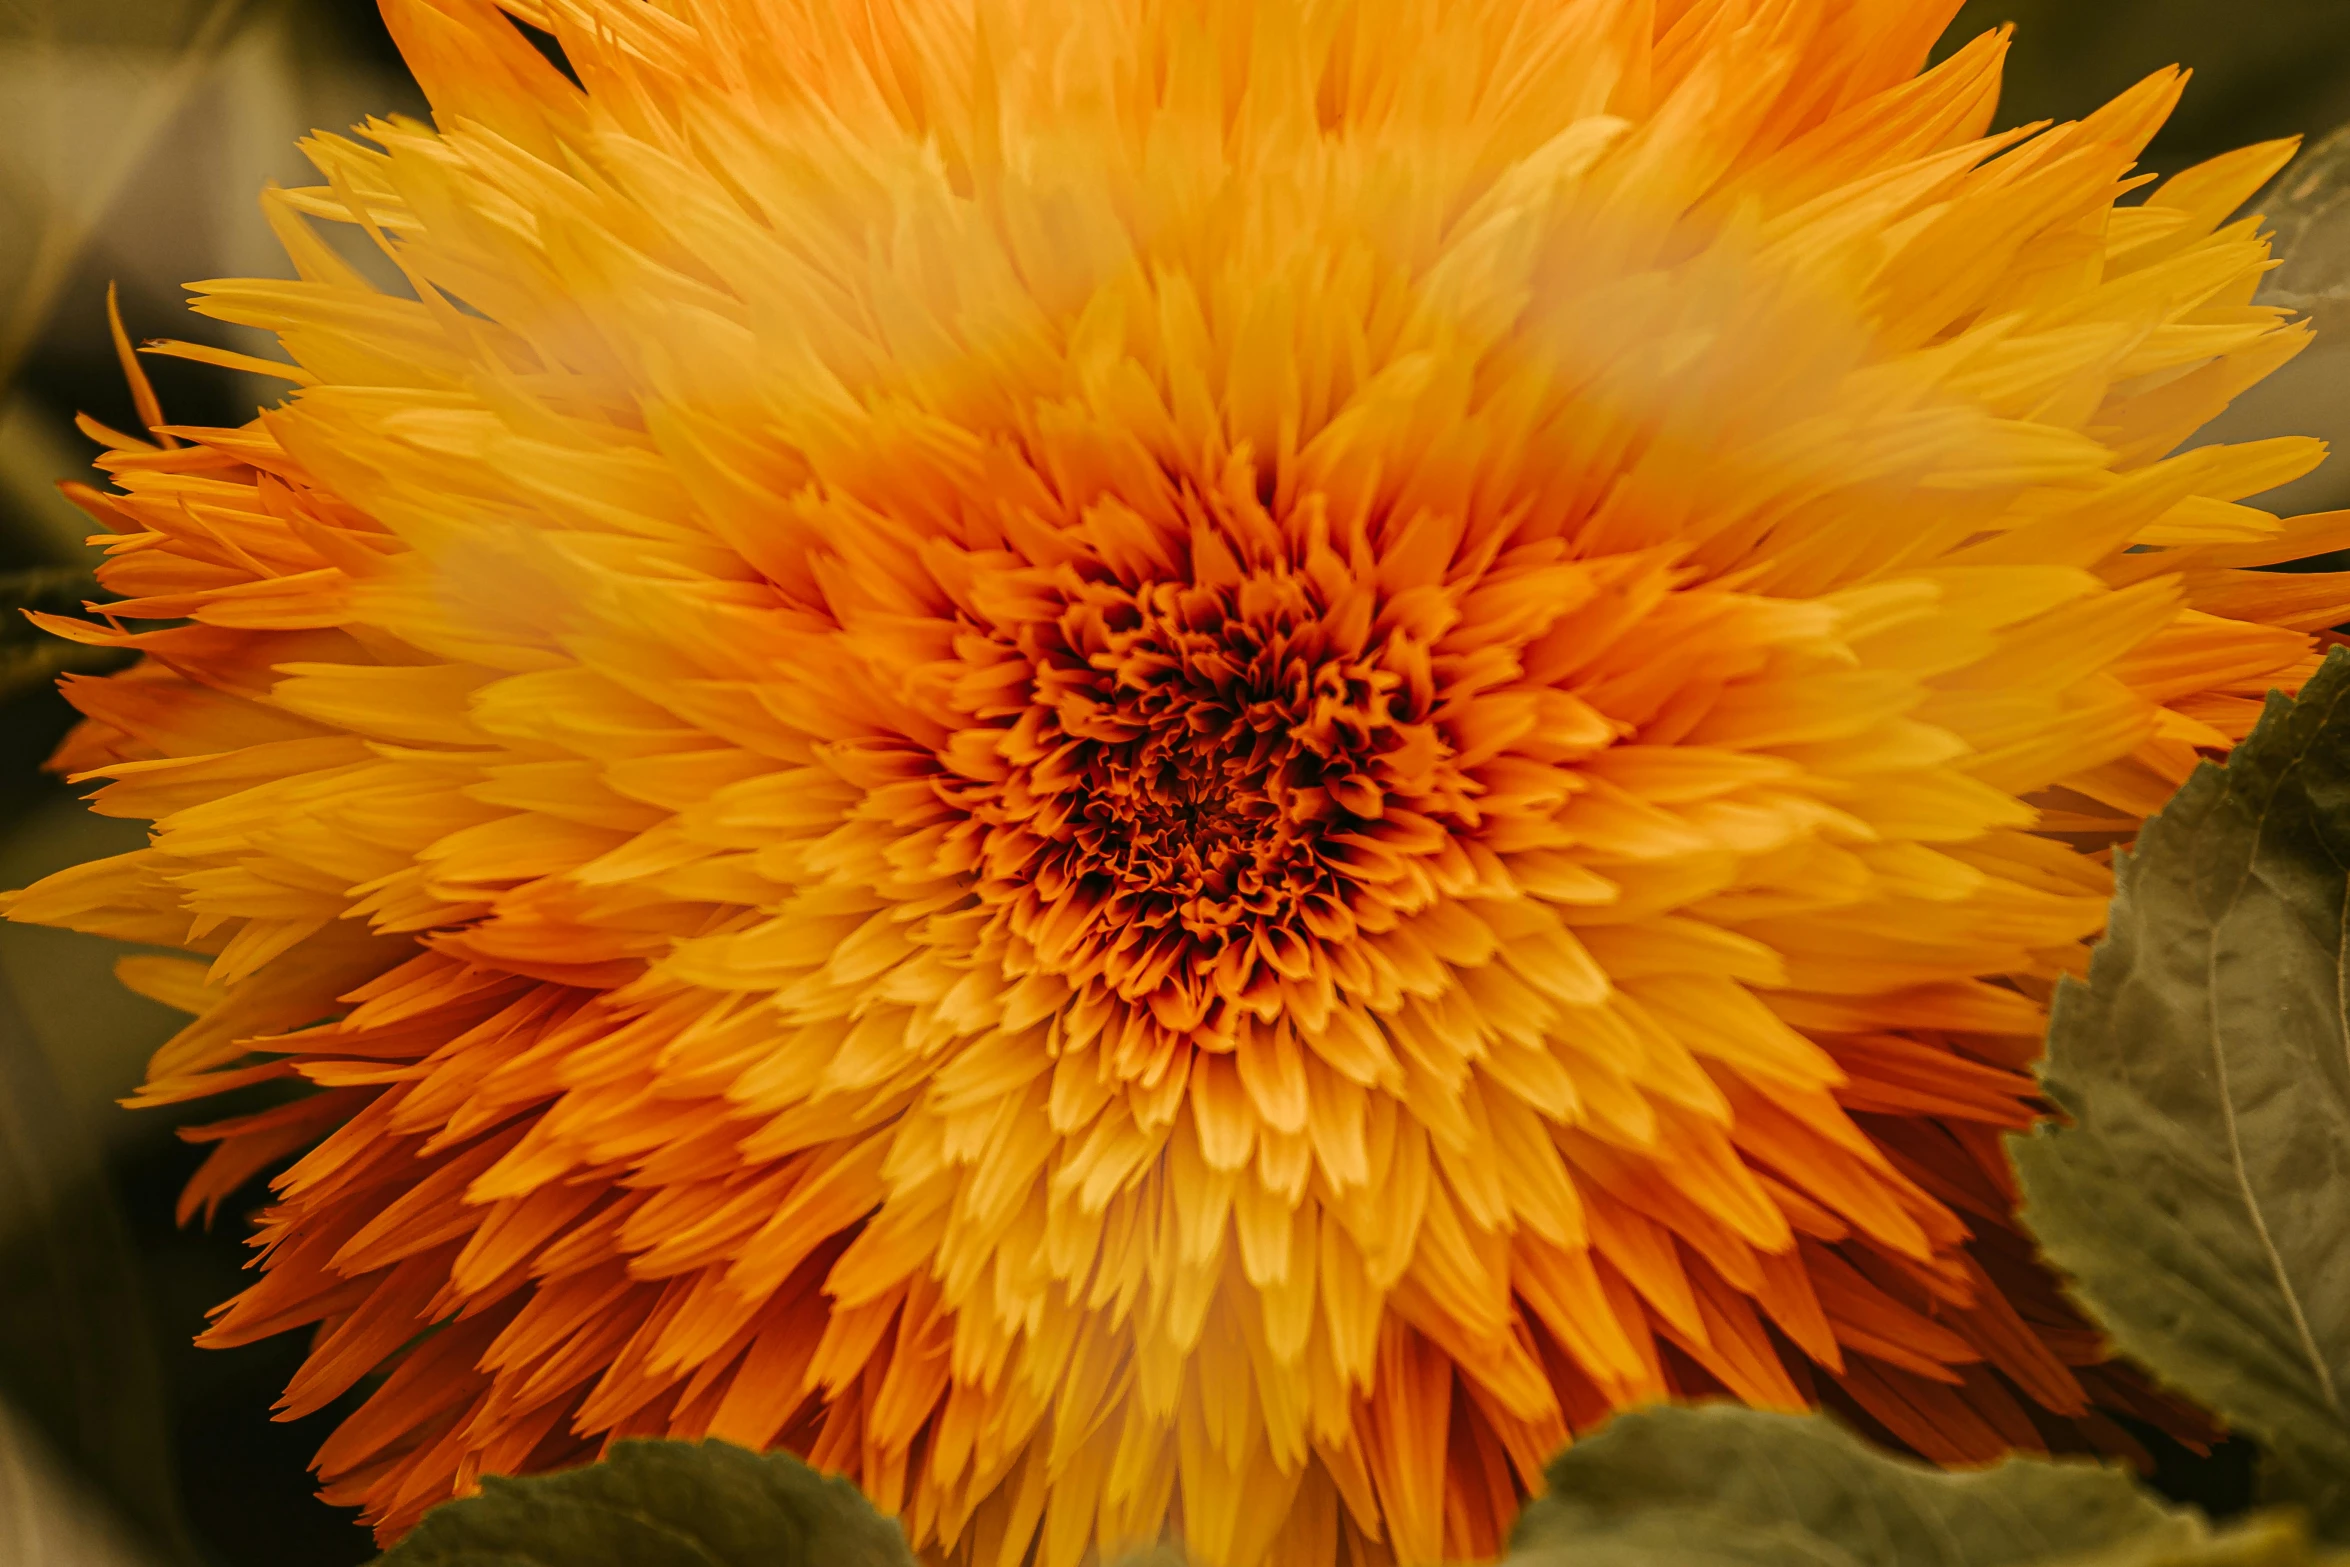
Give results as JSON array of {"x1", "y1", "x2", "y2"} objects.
[{"x1": 12, "y1": 0, "x2": 2350, "y2": 1562}]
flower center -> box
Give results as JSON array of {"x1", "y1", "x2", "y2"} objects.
[
  {"x1": 943, "y1": 550, "x2": 1477, "y2": 1041},
  {"x1": 1048, "y1": 573, "x2": 1380, "y2": 923}
]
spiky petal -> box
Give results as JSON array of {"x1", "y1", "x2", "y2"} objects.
[{"x1": 10, "y1": 1, "x2": 2347, "y2": 1563}]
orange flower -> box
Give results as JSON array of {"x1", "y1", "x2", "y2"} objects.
[{"x1": 11, "y1": 1, "x2": 2349, "y2": 1562}]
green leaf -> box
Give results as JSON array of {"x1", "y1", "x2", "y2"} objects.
[
  {"x1": 2014, "y1": 648, "x2": 2350, "y2": 1539},
  {"x1": 1507, "y1": 1405, "x2": 2325, "y2": 1567},
  {"x1": 374, "y1": 1438, "x2": 916, "y2": 1567}
]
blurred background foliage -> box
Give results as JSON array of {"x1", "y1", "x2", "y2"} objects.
[
  {"x1": 0, "y1": 3, "x2": 419, "y2": 1561},
  {"x1": 0, "y1": 2, "x2": 2342, "y2": 1563},
  {"x1": 1939, "y1": 0, "x2": 2350, "y2": 520}
]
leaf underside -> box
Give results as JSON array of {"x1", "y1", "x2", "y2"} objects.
[
  {"x1": 371, "y1": 1438, "x2": 915, "y2": 1567},
  {"x1": 2016, "y1": 649, "x2": 2350, "y2": 1539},
  {"x1": 1508, "y1": 1405, "x2": 2317, "y2": 1567}
]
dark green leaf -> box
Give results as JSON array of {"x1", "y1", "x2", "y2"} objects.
[
  {"x1": 1508, "y1": 1406, "x2": 2321, "y2": 1567},
  {"x1": 2014, "y1": 648, "x2": 2350, "y2": 1539},
  {"x1": 374, "y1": 1438, "x2": 916, "y2": 1567}
]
